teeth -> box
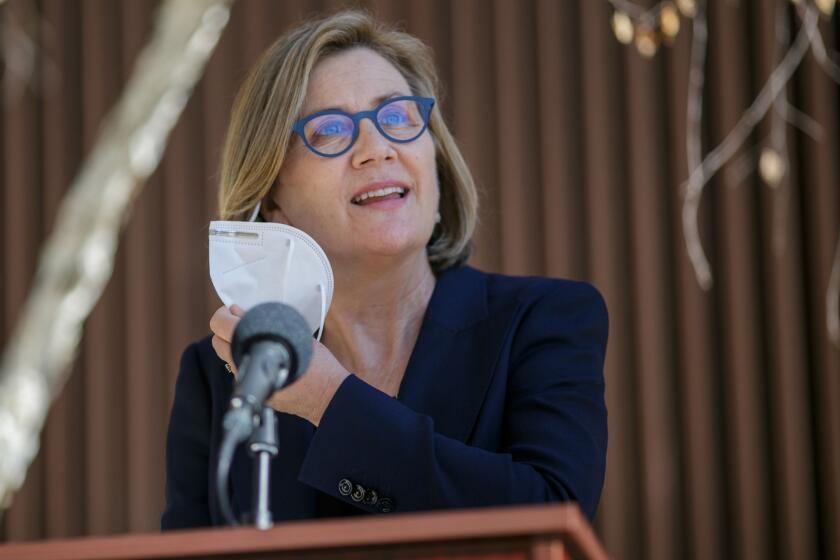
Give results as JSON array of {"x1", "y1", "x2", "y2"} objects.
[{"x1": 352, "y1": 186, "x2": 406, "y2": 204}]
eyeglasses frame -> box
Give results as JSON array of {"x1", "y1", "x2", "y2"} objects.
[{"x1": 291, "y1": 95, "x2": 435, "y2": 158}]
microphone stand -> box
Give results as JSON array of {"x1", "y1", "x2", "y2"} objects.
[
  {"x1": 217, "y1": 302, "x2": 314, "y2": 529},
  {"x1": 249, "y1": 404, "x2": 278, "y2": 530}
]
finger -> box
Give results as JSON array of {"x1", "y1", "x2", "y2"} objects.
[
  {"x1": 209, "y1": 306, "x2": 228, "y2": 337},
  {"x1": 211, "y1": 334, "x2": 235, "y2": 366},
  {"x1": 209, "y1": 305, "x2": 239, "y2": 342},
  {"x1": 230, "y1": 304, "x2": 245, "y2": 317}
]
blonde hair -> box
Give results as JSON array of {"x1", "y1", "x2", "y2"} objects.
[{"x1": 218, "y1": 10, "x2": 477, "y2": 271}]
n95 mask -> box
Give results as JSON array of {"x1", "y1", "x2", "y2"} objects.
[{"x1": 208, "y1": 203, "x2": 333, "y2": 341}]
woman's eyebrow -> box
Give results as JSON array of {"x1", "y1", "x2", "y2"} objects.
[
  {"x1": 306, "y1": 91, "x2": 410, "y2": 115},
  {"x1": 370, "y1": 90, "x2": 408, "y2": 105}
]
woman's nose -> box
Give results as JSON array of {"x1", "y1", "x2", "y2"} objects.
[{"x1": 351, "y1": 118, "x2": 396, "y2": 167}]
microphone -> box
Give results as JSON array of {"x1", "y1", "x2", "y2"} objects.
[{"x1": 224, "y1": 302, "x2": 314, "y2": 434}]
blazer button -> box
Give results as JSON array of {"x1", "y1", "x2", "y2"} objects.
[
  {"x1": 377, "y1": 497, "x2": 394, "y2": 513},
  {"x1": 338, "y1": 478, "x2": 353, "y2": 496},
  {"x1": 363, "y1": 489, "x2": 378, "y2": 506},
  {"x1": 351, "y1": 484, "x2": 366, "y2": 502}
]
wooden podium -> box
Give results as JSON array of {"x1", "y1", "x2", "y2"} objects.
[{"x1": 0, "y1": 503, "x2": 608, "y2": 559}]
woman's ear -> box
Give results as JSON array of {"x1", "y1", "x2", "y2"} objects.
[{"x1": 261, "y1": 183, "x2": 291, "y2": 225}]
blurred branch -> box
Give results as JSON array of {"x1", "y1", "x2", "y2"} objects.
[
  {"x1": 809, "y1": 20, "x2": 840, "y2": 82},
  {"x1": 682, "y1": 0, "x2": 710, "y2": 288},
  {"x1": 681, "y1": 4, "x2": 820, "y2": 289},
  {"x1": 0, "y1": 0, "x2": 233, "y2": 511},
  {"x1": 775, "y1": 96, "x2": 823, "y2": 142},
  {"x1": 608, "y1": 0, "x2": 840, "y2": 347},
  {"x1": 770, "y1": 0, "x2": 792, "y2": 257},
  {"x1": 794, "y1": 7, "x2": 840, "y2": 349}
]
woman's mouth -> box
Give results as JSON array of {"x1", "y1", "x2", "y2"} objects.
[{"x1": 351, "y1": 185, "x2": 407, "y2": 206}]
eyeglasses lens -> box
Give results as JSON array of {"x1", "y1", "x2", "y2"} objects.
[
  {"x1": 304, "y1": 114, "x2": 354, "y2": 155},
  {"x1": 376, "y1": 99, "x2": 425, "y2": 140}
]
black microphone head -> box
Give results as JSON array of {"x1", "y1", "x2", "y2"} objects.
[{"x1": 231, "y1": 302, "x2": 314, "y2": 383}]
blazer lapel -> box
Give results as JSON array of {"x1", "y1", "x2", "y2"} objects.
[{"x1": 397, "y1": 266, "x2": 515, "y2": 443}]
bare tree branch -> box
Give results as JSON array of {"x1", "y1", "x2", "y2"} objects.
[
  {"x1": 770, "y1": 0, "x2": 792, "y2": 256},
  {"x1": 792, "y1": 5, "x2": 840, "y2": 348},
  {"x1": 809, "y1": 18, "x2": 840, "y2": 82},
  {"x1": 607, "y1": 0, "x2": 840, "y2": 347},
  {"x1": 682, "y1": 5, "x2": 820, "y2": 289},
  {"x1": 682, "y1": 0, "x2": 711, "y2": 288},
  {"x1": 775, "y1": 97, "x2": 824, "y2": 141}
]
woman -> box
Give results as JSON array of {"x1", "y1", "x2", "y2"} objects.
[{"x1": 162, "y1": 10, "x2": 608, "y2": 529}]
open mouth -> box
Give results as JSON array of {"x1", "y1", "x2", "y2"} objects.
[{"x1": 351, "y1": 185, "x2": 408, "y2": 205}]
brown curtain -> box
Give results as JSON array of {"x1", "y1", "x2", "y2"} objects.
[{"x1": 1, "y1": 1, "x2": 838, "y2": 559}]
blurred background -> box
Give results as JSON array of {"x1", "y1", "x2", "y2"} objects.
[{"x1": 0, "y1": 0, "x2": 838, "y2": 559}]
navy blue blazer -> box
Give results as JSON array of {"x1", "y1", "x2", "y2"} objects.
[{"x1": 161, "y1": 265, "x2": 608, "y2": 530}]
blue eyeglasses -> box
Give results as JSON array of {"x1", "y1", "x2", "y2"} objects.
[{"x1": 292, "y1": 95, "x2": 435, "y2": 158}]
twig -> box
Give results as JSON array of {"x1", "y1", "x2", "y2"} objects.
[
  {"x1": 793, "y1": 5, "x2": 840, "y2": 349},
  {"x1": 724, "y1": 139, "x2": 762, "y2": 188},
  {"x1": 769, "y1": 1, "x2": 822, "y2": 143},
  {"x1": 808, "y1": 18, "x2": 840, "y2": 83},
  {"x1": 682, "y1": 0, "x2": 711, "y2": 288},
  {"x1": 775, "y1": 97, "x2": 823, "y2": 141},
  {"x1": 770, "y1": 0, "x2": 791, "y2": 256}
]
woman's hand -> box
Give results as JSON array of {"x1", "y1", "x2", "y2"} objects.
[
  {"x1": 209, "y1": 304, "x2": 350, "y2": 426},
  {"x1": 266, "y1": 339, "x2": 350, "y2": 426},
  {"x1": 210, "y1": 304, "x2": 245, "y2": 374}
]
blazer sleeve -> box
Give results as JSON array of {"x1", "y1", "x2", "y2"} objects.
[
  {"x1": 161, "y1": 342, "x2": 214, "y2": 530},
  {"x1": 298, "y1": 281, "x2": 608, "y2": 519}
]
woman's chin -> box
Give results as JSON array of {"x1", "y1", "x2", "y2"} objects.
[
  {"x1": 332, "y1": 235, "x2": 427, "y2": 264},
  {"x1": 368, "y1": 238, "x2": 423, "y2": 258}
]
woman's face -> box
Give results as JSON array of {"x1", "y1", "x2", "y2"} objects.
[{"x1": 268, "y1": 47, "x2": 439, "y2": 267}]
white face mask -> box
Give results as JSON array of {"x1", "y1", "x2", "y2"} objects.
[{"x1": 208, "y1": 202, "x2": 333, "y2": 341}]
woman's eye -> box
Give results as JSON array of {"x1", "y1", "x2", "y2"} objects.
[
  {"x1": 380, "y1": 110, "x2": 407, "y2": 126},
  {"x1": 315, "y1": 120, "x2": 349, "y2": 136}
]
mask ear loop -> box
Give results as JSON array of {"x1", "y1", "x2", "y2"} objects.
[
  {"x1": 281, "y1": 238, "x2": 295, "y2": 302},
  {"x1": 248, "y1": 201, "x2": 262, "y2": 222},
  {"x1": 315, "y1": 284, "x2": 326, "y2": 342}
]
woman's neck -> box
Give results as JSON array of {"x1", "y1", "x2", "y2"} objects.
[{"x1": 321, "y1": 252, "x2": 436, "y2": 388}]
